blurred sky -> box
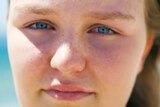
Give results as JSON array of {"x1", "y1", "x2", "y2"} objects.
[
  {"x1": 0, "y1": 0, "x2": 7, "y2": 34},
  {"x1": 0, "y1": 0, "x2": 20, "y2": 107}
]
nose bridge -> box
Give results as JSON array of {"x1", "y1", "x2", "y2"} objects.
[{"x1": 50, "y1": 39, "x2": 86, "y2": 73}]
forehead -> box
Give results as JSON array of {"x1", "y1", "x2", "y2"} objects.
[
  {"x1": 10, "y1": 0, "x2": 144, "y2": 12},
  {"x1": 10, "y1": 0, "x2": 145, "y2": 22}
]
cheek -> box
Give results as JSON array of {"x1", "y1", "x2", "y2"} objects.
[
  {"x1": 7, "y1": 27, "x2": 59, "y2": 74},
  {"x1": 7, "y1": 28, "x2": 53, "y2": 90},
  {"x1": 86, "y1": 35, "x2": 146, "y2": 106},
  {"x1": 88, "y1": 36, "x2": 146, "y2": 85}
]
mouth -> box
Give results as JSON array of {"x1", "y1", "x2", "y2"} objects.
[{"x1": 43, "y1": 85, "x2": 95, "y2": 101}]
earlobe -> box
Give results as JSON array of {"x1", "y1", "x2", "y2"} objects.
[{"x1": 138, "y1": 34, "x2": 155, "y2": 73}]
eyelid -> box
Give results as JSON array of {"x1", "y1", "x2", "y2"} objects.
[
  {"x1": 24, "y1": 19, "x2": 56, "y2": 30},
  {"x1": 87, "y1": 23, "x2": 122, "y2": 35}
]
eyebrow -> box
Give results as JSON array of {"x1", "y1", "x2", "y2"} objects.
[
  {"x1": 85, "y1": 11, "x2": 135, "y2": 21},
  {"x1": 14, "y1": 5, "x2": 135, "y2": 21},
  {"x1": 14, "y1": 5, "x2": 58, "y2": 15}
]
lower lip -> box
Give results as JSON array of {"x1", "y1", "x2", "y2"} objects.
[{"x1": 44, "y1": 90, "x2": 93, "y2": 101}]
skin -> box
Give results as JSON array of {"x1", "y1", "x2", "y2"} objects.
[{"x1": 7, "y1": 0, "x2": 154, "y2": 107}]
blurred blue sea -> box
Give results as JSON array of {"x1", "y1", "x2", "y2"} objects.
[
  {"x1": 0, "y1": 33, "x2": 20, "y2": 107},
  {"x1": 0, "y1": 0, "x2": 20, "y2": 107}
]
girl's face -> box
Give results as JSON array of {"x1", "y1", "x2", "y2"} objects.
[{"x1": 7, "y1": 0, "x2": 153, "y2": 107}]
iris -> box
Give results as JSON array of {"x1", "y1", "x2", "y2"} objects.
[
  {"x1": 97, "y1": 26, "x2": 113, "y2": 34},
  {"x1": 35, "y1": 22, "x2": 50, "y2": 29},
  {"x1": 28, "y1": 22, "x2": 53, "y2": 30}
]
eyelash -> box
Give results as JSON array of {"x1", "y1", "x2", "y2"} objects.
[
  {"x1": 26, "y1": 21, "x2": 55, "y2": 30},
  {"x1": 26, "y1": 21, "x2": 118, "y2": 35},
  {"x1": 88, "y1": 25, "x2": 118, "y2": 35}
]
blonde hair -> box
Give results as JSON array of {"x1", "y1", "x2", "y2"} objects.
[{"x1": 127, "y1": 0, "x2": 160, "y2": 107}]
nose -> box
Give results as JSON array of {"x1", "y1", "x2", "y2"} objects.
[{"x1": 50, "y1": 43, "x2": 86, "y2": 74}]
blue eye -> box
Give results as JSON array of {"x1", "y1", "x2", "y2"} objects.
[
  {"x1": 89, "y1": 25, "x2": 116, "y2": 35},
  {"x1": 28, "y1": 22, "x2": 54, "y2": 30},
  {"x1": 98, "y1": 26, "x2": 112, "y2": 34}
]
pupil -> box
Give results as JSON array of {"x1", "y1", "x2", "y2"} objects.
[
  {"x1": 37, "y1": 23, "x2": 47, "y2": 29},
  {"x1": 98, "y1": 27, "x2": 109, "y2": 33}
]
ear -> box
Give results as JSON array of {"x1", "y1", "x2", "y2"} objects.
[{"x1": 138, "y1": 35, "x2": 155, "y2": 73}]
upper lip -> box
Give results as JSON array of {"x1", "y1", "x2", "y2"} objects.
[{"x1": 46, "y1": 84, "x2": 93, "y2": 93}]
